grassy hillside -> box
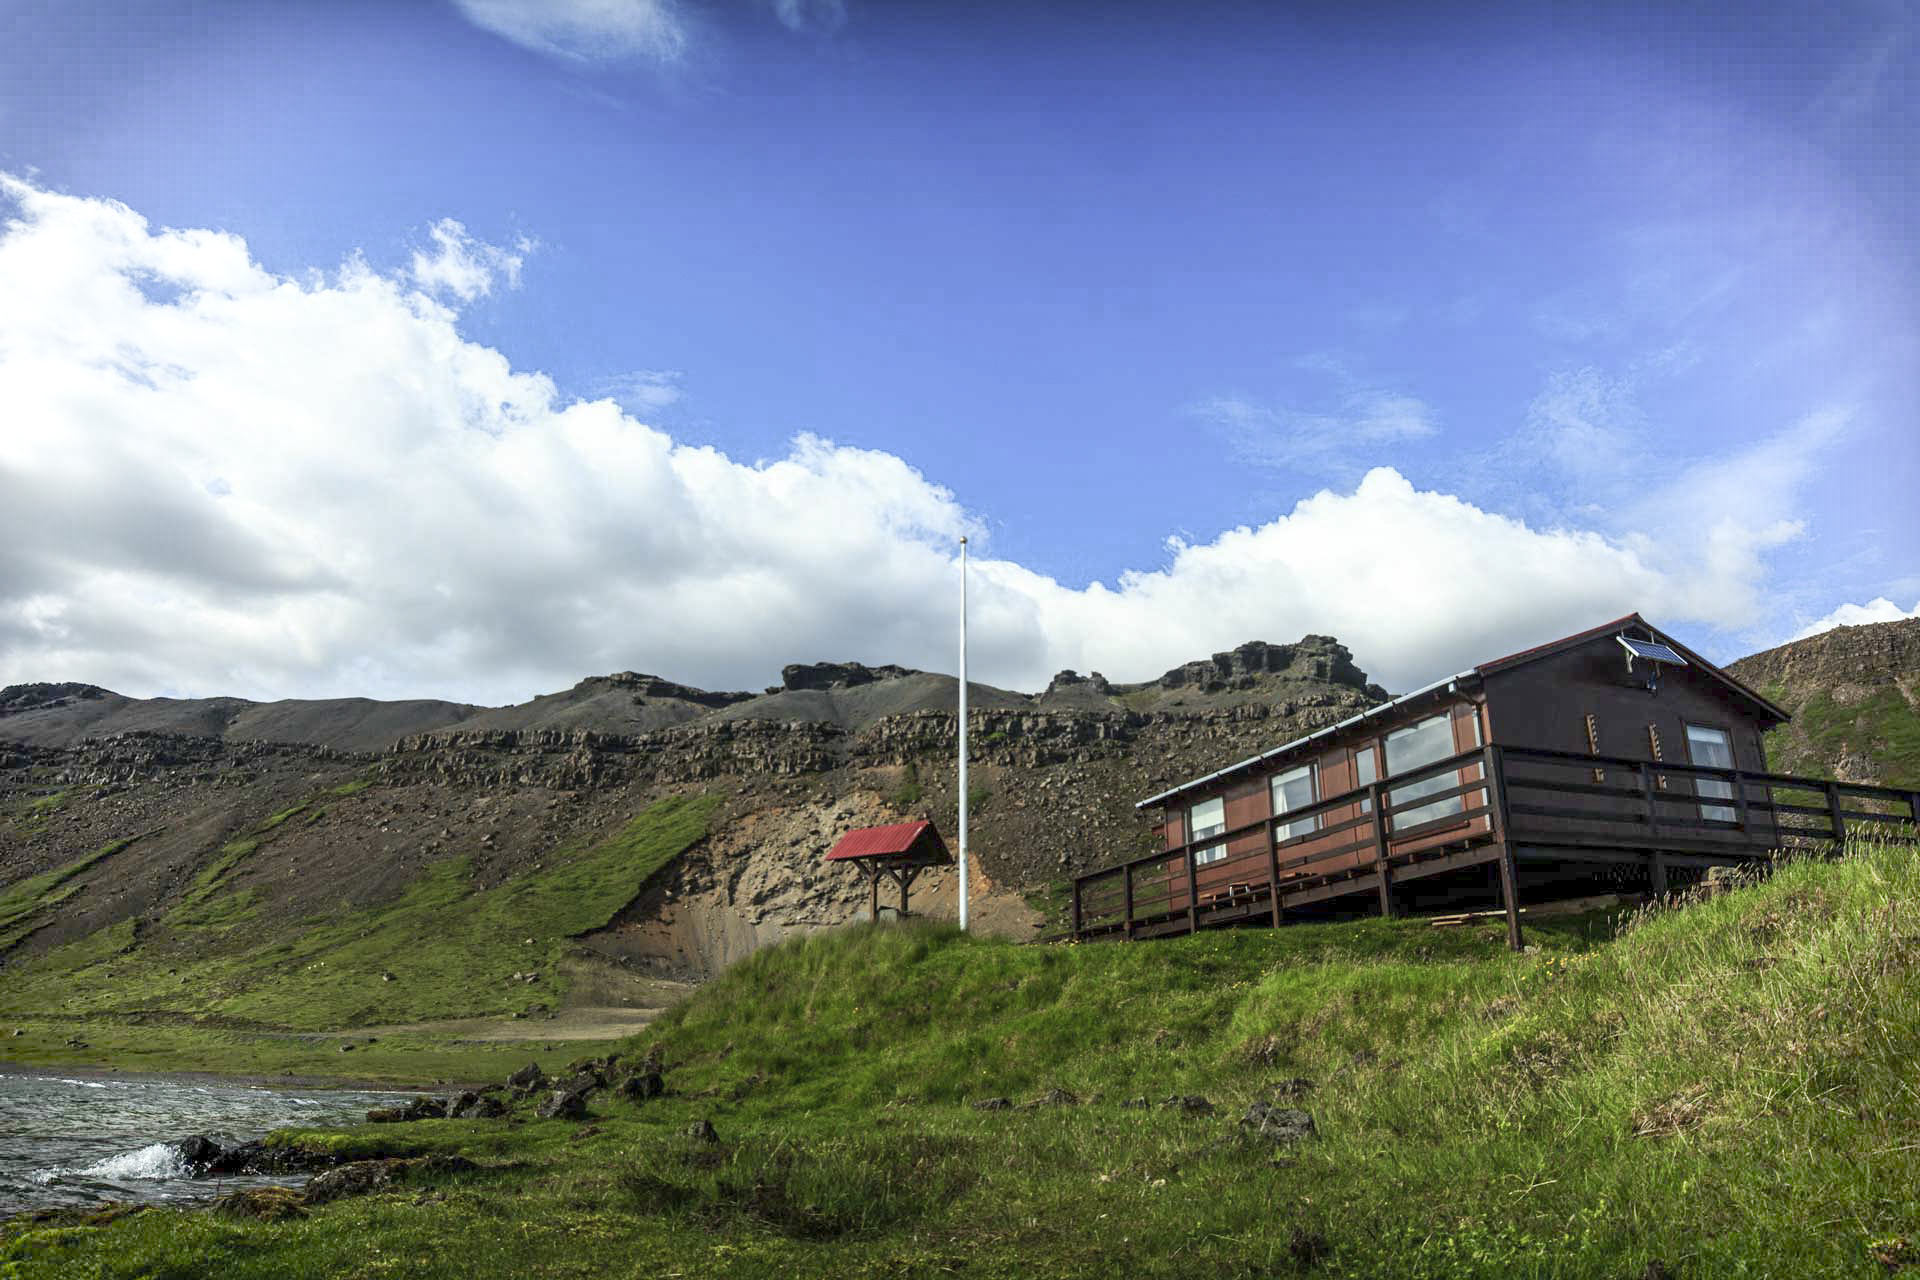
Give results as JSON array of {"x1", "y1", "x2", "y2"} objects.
[
  {"x1": 10, "y1": 834, "x2": 1919, "y2": 1277},
  {"x1": 1760, "y1": 684, "x2": 1920, "y2": 790},
  {"x1": 0, "y1": 794, "x2": 718, "y2": 1081}
]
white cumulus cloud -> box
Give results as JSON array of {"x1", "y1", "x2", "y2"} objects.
[
  {"x1": 0, "y1": 176, "x2": 1815, "y2": 705},
  {"x1": 409, "y1": 218, "x2": 529, "y2": 301},
  {"x1": 1794, "y1": 597, "x2": 1920, "y2": 639}
]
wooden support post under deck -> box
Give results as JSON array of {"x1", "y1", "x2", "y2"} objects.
[
  {"x1": 1266, "y1": 823, "x2": 1283, "y2": 928},
  {"x1": 1496, "y1": 846, "x2": 1523, "y2": 951},
  {"x1": 1071, "y1": 879, "x2": 1083, "y2": 939},
  {"x1": 1368, "y1": 781, "x2": 1395, "y2": 919},
  {"x1": 1482, "y1": 746, "x2": 1522, "y2": 950},
  {"x1": 1649, "y1": 851, "x2": 1668, "y2": 897},
  {"x1": 1184, "y1": 845, "x2": 1199, "y2": 937},
  {"x1": 1826, "y1": 780, "x2": 1848, "y2": 848}
]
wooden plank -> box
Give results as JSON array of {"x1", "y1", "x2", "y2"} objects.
[{"x1": 1497, "y1": 846, "x2": 1523, "y2": 951}]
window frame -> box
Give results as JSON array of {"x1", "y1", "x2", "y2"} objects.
[
  {"x1": 1384, "y1": 711, "x2": 1468, "y2": 832},
  {"x1": 1188, "y1": 796, "x2": 1228, "y2": 865},
  {"x1": 1270, "y1": 763, "x2": 1319, "y2": 843},
  {"x1": 1683, "y1": 721, "x2": 1737, "y2": 824}
]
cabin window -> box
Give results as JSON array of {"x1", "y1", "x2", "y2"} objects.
[
  {"x1": 1271, "y1": 764, "x2": 1318, "y2": 842},
  {"x1": 1685, "y1": 724, "x2": 1736, "y2": 823},
  {"x1": 1189, "y1": 797, "x2": 1227, "y2": 864},
  {"x1": 1354, "y1": 746, "x2": 1379, "y2": 813},
  {"x1": 1385, "y1": 713, "x2": 1465, "y2": 830}
]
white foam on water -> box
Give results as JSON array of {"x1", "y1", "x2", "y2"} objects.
[{"x1": 75, "y1": 1143, "x2": 189, "y2": 1181}]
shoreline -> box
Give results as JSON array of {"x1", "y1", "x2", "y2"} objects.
[{"x1": 0, "y1": 1061, "x2": 466, "y2": 1094}]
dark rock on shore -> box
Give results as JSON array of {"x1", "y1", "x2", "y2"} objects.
[
  {"x1": 537, "y1": 1089, "x2": 587, "y2": 1121},
  {"x1": 304, "y1": 1155, "x2": 476, "y2": 1206}
]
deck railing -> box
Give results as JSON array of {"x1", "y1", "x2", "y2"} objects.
[{"x1": 1069, "y1": 744, "x2": 1920, "y2": 941}]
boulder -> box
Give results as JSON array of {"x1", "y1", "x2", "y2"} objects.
[
  {"x1": 971, "y1": 1097, "x2": 1012, "y2": 1112},
  {"x1": 618, "y1": 1071, "x2": 664, "y2": 1102},
  {"x1": 537, "y1": 1090, "x2": 587, "y2": 1121},
  {"x1": 304, "y1": 1155, "x2": 476, "y2": 1206},
  {"x1": 507, "y1": 1062, "x2": 547, "y2": 1093},
  {"x1": 1160, "y1": 1095, "x2": 1214, "y2": 1116},
  {"x1": 684, "y1": 1119, "x2": 719, "y2": 1144},
  {"x1": 1241, "y1": 1102, "x2": 1316, "y2": 1144},
  {"x1": 170, "y1": 1135, "x2": 224, "y2": 1175}
]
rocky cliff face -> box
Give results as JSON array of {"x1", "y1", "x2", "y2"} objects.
[
  {"x1": 1727, "y1": 617, "x2": 1920, "y2": 788},
  {"x1": 0, "y1": 635, "x2": 1388, "y2": 984}
]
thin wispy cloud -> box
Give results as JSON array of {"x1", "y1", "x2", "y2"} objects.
[
  {"x1": 1201, "y1": 367, "x2": 1439, "y2": 480},
  {"x1": 600, "y1": 369, "x2": 685, "y2": 412},
  {"x1": 453, "y1": 0, "x2": 690, "y2": 64}
]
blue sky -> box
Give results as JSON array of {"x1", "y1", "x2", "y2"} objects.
[{"x1": 0, "y1": 1, "x2": 1914, "y2": 702}]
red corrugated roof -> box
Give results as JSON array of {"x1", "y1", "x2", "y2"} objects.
[{"x1": 825, "y1": 820, "x2": 940, "y2": 861}]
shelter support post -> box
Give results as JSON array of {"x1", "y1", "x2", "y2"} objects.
[{"x1": 867, "y1": 865, "x2": 880, "y2": 923}]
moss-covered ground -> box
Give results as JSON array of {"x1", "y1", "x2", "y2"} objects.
[
  {"x1": 0, "y1": 794, "x2": 718, "y2": 1084},
  {"x1": 8, "y1": 835, "x2": 1920, "y2": 1277}
]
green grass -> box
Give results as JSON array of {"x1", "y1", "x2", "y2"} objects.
[
  {"x1": 0, "y1": 793, "x2": 720, "y2": 1036},
  {"x1": 1762, "y1": 684, "x2": 1920, "y2": 790},
  {"x1": 888, "y1": 762, "x2": 923, "y2": 810},
  {"x1": 0, "y1": 838, "x2": 136, "y2": 951},
  {"x1": 13, "y1": 835, "x2": 1920, "y2": 1277}
]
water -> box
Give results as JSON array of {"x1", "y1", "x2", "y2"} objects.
[{"x1": 0, "y1": 1072, "x2": 414, "y2": 1216}]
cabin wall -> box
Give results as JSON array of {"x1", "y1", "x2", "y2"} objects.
[
  {"x1": 1481, "y1": 633, "x2": 1776, "y2": 849},
  {"x1": 1160, "y1": 695, "x2": 1493, "y2": 908}
]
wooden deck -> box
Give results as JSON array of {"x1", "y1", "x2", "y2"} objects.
[{"x1": 1070, "y1": 745, "x2": 1920, "y2": 948}]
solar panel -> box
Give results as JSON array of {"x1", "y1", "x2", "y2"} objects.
[{"x1": 1618, "y1": 636, "x2": 1689, "y2": 666}]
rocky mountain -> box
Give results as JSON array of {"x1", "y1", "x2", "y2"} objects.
[
  {"x1": 0, "y1": 636, "x2": 1385, "y2": 991},
  {"x1": 1727, "y1": 616, "x2": 1920, "y2": 789}
]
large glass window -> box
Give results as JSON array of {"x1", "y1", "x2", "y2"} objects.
[
  {"x1": 1386, "y1": 713, "x2": 1464, "y2": 831},
  {"x1": 1686, "y1": 724, "x2": 1736, "y2": 823},
  {"x1": 1271, "y1": 764, "x2": 1318, "y2": 842},
  {"x1": 1189, "y1": 797, "x2": 1228, "y2": 864},
  {"x1": 1354, "y1": 746, "x2": 1378, "y2": 813}
]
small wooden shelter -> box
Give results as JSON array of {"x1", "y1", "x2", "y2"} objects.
[{"x1": 826, "y1": 820, "x2": 953, "y2": 921}]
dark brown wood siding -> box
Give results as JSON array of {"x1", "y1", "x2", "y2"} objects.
[{"x1": 1480, "y1": 631, "x2": 1776, "y2": 848}]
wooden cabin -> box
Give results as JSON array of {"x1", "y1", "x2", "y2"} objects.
[{"x1": 1072, "y1": 613, "x2": 1920, "y2": 946}]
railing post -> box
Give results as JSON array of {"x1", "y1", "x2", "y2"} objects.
[
  {"x1": 1639, "y1": 762, "x2": 1660, "y2": 839},
  {"x1": 1369, "y1": 781, "x2": 1395, "y2": 919},
  {"x1": 1123, "y1": 863, "x2": 1135, "y2": 940},
  {"x1": 1827, "y1": 781, "x2": 1848, "y2": 849},
  {"x1": 1071, "y1": 878, "x2": 1083, "y2": 939},
  {"x1": 1484, "y1": 745, "x2": 1513, "y2": 845},
  {"x1": 1185, "y1": 846, "x2": 1199, "y2": 936},
  {"x1": 1731, "y1": 767, "x2": 1751, "y2": 835},
  {"x1": 1266, "y1": 820, "x2": 1283, "y2": 928},
  {"x1": 1910, "y1": 793, "x2": 1920, "y2": 841},
  {"x1": 1483, "y1": 746, "x2": 1522, "y2": 950}
]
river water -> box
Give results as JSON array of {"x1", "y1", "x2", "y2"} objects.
[{"x1": 0, "y1": 1072, "x2": 413, "y2": 1217}]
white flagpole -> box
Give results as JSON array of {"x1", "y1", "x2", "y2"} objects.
[{"x1": 957, "y1": 536, "x2": 970, "y2": 932}]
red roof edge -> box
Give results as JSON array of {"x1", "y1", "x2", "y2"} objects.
[{"x1": 825, "y1": 820, "x2": 950, "y2": 861}]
